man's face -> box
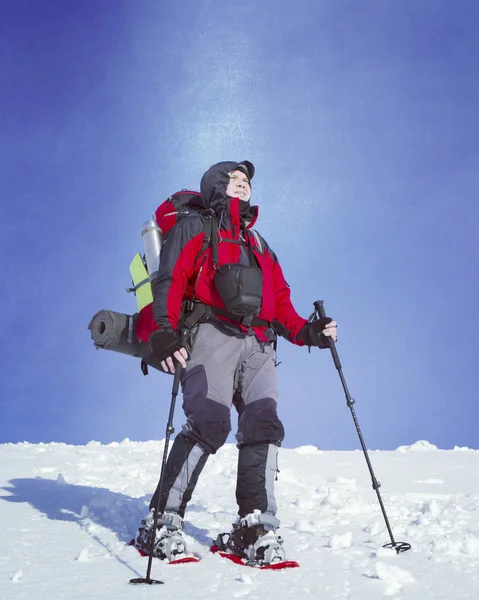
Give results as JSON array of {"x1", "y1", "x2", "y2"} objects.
[{"x1": 226, "y1": 169, "x2": 251, "y2": 202}]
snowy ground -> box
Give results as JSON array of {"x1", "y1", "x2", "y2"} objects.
[{"x1": 1, "y1": 439, "x2": 479, "y2": 599}]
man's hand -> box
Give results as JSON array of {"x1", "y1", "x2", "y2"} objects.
[
  {"x1": 161, "y1": 347, "x2": 188, "y2": 374},
  {"x1": 299, "y1": 317, "x2": 338, "y2": 348},
  {"x1": 319, "y1": 319, "x2": 337, "y2": 342},
  {"x1": 149, "y1": 328, "x2": 189, "y2": 374}
]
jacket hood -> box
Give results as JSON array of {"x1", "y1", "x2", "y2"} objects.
[{"x1": 200, "y1": 161, "x2": 257, "y2": 224}]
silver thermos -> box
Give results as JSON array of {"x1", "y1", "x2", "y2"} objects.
[{"x1": 141, "y1": 218, "x2": 163, "y2": 281}]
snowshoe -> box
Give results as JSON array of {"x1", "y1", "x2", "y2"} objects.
[
  {"x1": 133, "y1": 510, "x2": 188, "y2": 562},
  {"x1": 214, "y1": 521, "x2": 288, "y2": 567}
]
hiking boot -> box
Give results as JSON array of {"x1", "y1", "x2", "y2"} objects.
[
  {"x1": 134, "y1": 510, "x2": 187, "y2": 561},
  {"x1": 216, "y1": 519, "x2": 286, "y2": 566}
]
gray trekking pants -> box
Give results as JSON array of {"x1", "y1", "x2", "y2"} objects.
[{"x1": 150, "y1": 323, "x2": 284, "y2": 528}]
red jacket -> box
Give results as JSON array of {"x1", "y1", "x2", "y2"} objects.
[{"x1": 136, "y1": 163, "x2": 308, "y2": 345}]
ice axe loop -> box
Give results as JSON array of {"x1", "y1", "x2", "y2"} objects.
[{"x1": 309, "y1": 300, "x2": 411, "y2": 554}]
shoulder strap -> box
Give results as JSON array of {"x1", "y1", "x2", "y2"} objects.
[
  {"x1": 246, "y1": 233, "x2": 256, "y2": 267},
  {"x1": 199, "y1": 215, "x2": 213, "y2": 256},
  {"x1": 249, "y1": 229, "x2": 263, "y2": 254},
  {"x1": 210, "y1": 214, "x2": 219, "y2": 269},
  {"x1": 191, "y1": 210, "x2": 217, "y2": 268},
  {"x1": 192, "y1": 209, "x2": 220, "y2": 269}
]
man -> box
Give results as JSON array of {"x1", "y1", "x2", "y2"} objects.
[{"x1": 134, "y1": 161, "x2": 337, "y2": 565}]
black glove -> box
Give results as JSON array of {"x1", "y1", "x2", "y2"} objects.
[
  {"x1": 149, "y1": 328, "x2": 182, "y2": 362},
  {"x1": 298, "y1": 317, "x2": 333, "y2": 348}
]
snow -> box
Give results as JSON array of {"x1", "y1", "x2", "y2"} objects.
[
  {"x1": 396, "y1": 440, "x2": 439, "y2": 452},
  {"x1": 1, "y1": 440, "x2": 479, "y2": 599}
]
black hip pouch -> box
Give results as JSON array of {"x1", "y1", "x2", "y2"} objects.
[{"x1": 214, "y1": 264, "x2": 263, "y2": 317}]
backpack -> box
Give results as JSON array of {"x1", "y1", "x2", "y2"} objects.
[{"x1": 128, "y1": 190, "x2": 214, "y2": 312}]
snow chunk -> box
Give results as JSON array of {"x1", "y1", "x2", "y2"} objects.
[
  {"x1": 328, "y1": 531, "x2": 353, "y2": 549},
  {"x1": 396, "y1": 440, "x2": 438, "y2": 453},
  {"x1": 463, "y1": 534, "x2": 479, "y2": 555},
  {"x1": 430, "y1": 533, "x2": 479, "y2": 556},
  {"x1": 56, "y1": 473, "x2": 67, "y2": 485},
  {"x1": 119, "y1": 438, "x2": 134, "y2": 446},
  {"x1": 292, "y1": 495, "x2": 315, "y2": 510},
  {"x1": 76, "y1": 548, "x2": 90, "y2": 562},
  {"x1": 11, "y1": 569, "x2": 23, "y2": 582},
  {"x1": 420, "y1": 499, "x2": 441, "y2": 517},
  {"x1": 236, "y1": 573, "x2": 253, "y2": 584},
  {"x1": 107, "y1": 438, "x2": 135, "y2": 447},
  {"x1": 364, "y1": 521, "x2": 382, "y2": 537},
  {"x1": 294, "y1": 445, "x2": 322, "y2": 455},
  {"x1": 293, "y1": 518, "x2": 313, "y2": 533},
  {"x1": 373, "y1": 562, "x2": 415, "y2": 596},
  {"x1": 320, "y1": 488, "x2": 343, "y2": 509}
]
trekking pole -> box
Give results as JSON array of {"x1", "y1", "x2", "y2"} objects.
[
  {"x1": 130, "y1": 347, "x2": 185, "y2": 584},
  {"x1": 311, "y1": 300, "x2": 411, "y2": 554}
]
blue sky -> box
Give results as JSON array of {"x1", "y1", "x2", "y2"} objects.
[{"x1": 1, "y1": 0, "x2": 478, "y2": 451}]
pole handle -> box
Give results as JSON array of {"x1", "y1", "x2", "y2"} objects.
[
  {"x1": 314, "y1": 300, "x2": 326, "y2": 319},
  {"x1": 314, "y1": 299, "x2": 342, "y2": 370}
]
